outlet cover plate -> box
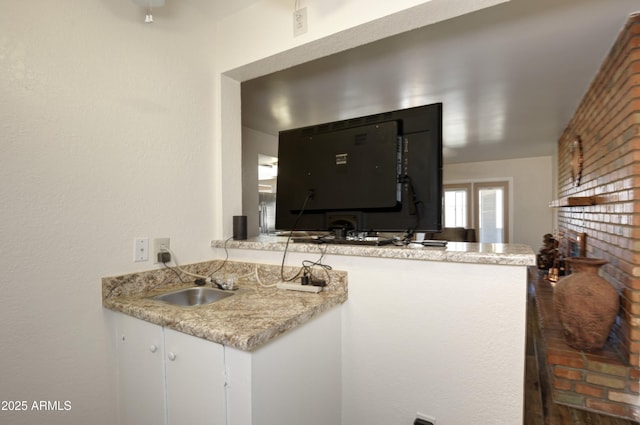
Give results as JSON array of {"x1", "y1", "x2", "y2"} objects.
[
  {"x1": 153, "y1": 237, "x2": 170, "y2": 263},
  {"x1": 416, "y1": 412, "x2": 436, "y2": 425}
]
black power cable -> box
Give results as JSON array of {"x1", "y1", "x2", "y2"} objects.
[
  {"x1": 399, "y1": 174, "x2": 423, "y2": 240},
  {"x1": 280, "y1": 190, "x2": 315, "y2": 281}
]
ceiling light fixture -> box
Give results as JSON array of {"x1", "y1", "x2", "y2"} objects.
[{"x1": 132, "y1": 0, "x2": 165, "y2": 23}]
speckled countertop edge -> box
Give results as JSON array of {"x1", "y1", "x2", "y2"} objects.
[
  {"x1": 211, "y1": 236, "x2": 537, "y2": 266},
  {"x1": 103, "y1": 260, "x2": 347, "y2": 351}
]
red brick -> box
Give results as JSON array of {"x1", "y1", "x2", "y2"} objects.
[
  {"x1": 555, "y1": 367, "x2": 584, "y2": 381},
  {"x1": 554, "y1": 378, "x2": 573, "y2": 391},
  {"x1": 575, "y1": 383, "x2": 606, "y2": 398},
  {"x1": 586, "y1": 398, "x2": 629, "y2": 417},
  {"x1": 547, "y1": 349, "x2": 585, "y2": 368}
]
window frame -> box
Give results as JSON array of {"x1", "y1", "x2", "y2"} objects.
[
  {"x1": 443, "y1": 183, "x2": 473, "y2": 229},
  {"x1": 473, "y1": 180, "x2": 510, "y2": 243}
]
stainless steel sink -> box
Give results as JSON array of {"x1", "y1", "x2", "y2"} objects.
[{"x1": 153, "y1": 287, "x2": 234, "y2": 307}]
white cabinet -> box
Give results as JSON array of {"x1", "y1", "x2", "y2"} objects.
[
  {"x1": 225, "y1": 306, "x2": 342, "y2": 425},
  {"x1": 114, "y1": 313, "x2": 226, "y2": 425},
  {"x1": 115, "y1": 312, "x2": 165, "y2": 425},
  {"x1": 164, "y1": 327, "x2": 225, "y2": 425},
  {"x1": 113, "y1": 306, "x2": 342, "y2": 425}
]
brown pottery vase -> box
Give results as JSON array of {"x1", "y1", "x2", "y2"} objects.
[{"x1": 553, "y1": 257, "x2": 619, "y2": 351}]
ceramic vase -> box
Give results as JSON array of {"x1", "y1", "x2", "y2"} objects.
[{"x1": 553, "y1": 257, "x2": 619, "y2": 351}]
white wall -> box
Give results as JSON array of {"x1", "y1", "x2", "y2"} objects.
[
  {"x1": 445, "y1": 156, "x2": 554, "y2": 250},
  {"x1": 217, "y1": 0, "x2": 509, "y2": 81},
  {"x1": 242, "y1": 127, "x2": 278, "y2": 237},
  {"x1": 0, "y1": 1, "x2": 219, "y2": 424},
  {"x1": 214, "y1": 0, "x2": 510, "y2": 238},
  {"x1": 214, "y1": 247, "x2": 528, "y2": 425},
  {"x1": 0, "y1": 1, "x2": 526, "y2": 424}
]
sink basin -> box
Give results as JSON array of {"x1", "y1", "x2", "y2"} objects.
[{"x1": 153, "y1": 287, "x2": 234, "y2": 307}]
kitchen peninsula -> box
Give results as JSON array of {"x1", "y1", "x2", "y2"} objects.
[
  {"x1": 103, "y1": 259, "x2": 347, "y2": 425},
  {"x1": 211, "y1": 236, "x2": 536, "y2": 425}
]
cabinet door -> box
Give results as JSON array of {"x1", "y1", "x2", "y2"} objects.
[
  {"x1": 164, "y1": 328, "x2": 226, "y2": 425},
  {"x1": 115, "y1": 313, "x2": 166, "y2": 425}
]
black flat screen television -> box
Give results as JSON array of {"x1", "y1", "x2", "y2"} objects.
[{"x1": 275, "y1": 103, "x2": 443, "y2": 235}]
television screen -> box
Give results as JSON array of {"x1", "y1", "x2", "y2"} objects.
[{"x1": 275, "y1": 103, "x2": 443, "y2": 235}]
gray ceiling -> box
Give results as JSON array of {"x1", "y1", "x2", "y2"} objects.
[{"x1": 241, "y1": 0, "x2": 640, "y2": 164}]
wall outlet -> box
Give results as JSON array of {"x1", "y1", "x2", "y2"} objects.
[
  {"x1": 416, "y1": 412, "x2": 436, "y2": 425},
  {"x1": 153, "y1": 237, "x2": 170, "y2": 263},
  {"x1": 293, "y1": 7, "x2": 307, "y2": 37},
  {"x1": 134, "y1": 237, "x2": 149, "y2": 262}
]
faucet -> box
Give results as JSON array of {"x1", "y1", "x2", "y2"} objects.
[{"x1": 213, "y1": 274, "x2": 237, "y2": 291}]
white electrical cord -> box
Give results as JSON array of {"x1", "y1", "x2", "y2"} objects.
[
  {"x1": 160, "y1": 246, "x2": 213, "y2": 282},
  {"x1": 254, "y1": 266, "x2": 279, "y2": 288},
  {"x1": 160, "y1": 247, "x2": 277, "y2": 288},
  {"x1": 160, "y1": 246, "x2": 327, "y2": 289}
]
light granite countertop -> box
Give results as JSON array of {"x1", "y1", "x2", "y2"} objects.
[
  {"x1": 103, "y1": 260, "x2": 347, "y2": 351},
  {"x1": 211, "y1": 235, "x2": 537, "y2": 266}
]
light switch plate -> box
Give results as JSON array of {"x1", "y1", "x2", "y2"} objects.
[{"x1": 134, "y1": 238, "x2": 149, "y2": 262}]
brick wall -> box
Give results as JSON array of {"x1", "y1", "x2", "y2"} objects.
[
  {"x1": 551, "y1": 12, "x2": 640, "y2": 420},
  {"x1": 557, "y1": 12, "x2": 640, "y2": 370},
  {"x1": 533, "y1": 272, "x2": 639, "y2": 420}
]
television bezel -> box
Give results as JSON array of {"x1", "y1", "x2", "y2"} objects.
[{"x1": 275, "y1": 103, "x2": 443, "y2": 235}]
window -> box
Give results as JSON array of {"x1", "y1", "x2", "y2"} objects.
[
  {"x1": 474, "y1": 181, "x2": 509, "y2": 243},
  {"x1": 443, "y1": 184, "x2": 471, "y2": 228},
  {"x1": 443, "y1": 181, "x2": 510, "y2": 243}
]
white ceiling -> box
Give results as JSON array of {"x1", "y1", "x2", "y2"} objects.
[{"x1": 241, "y1": 0, "x2": 640, "y2": 164}]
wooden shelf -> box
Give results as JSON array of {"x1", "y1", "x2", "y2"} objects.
[{"x1": 549, "y1": 196, "x2": 596, "y2": 208}]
